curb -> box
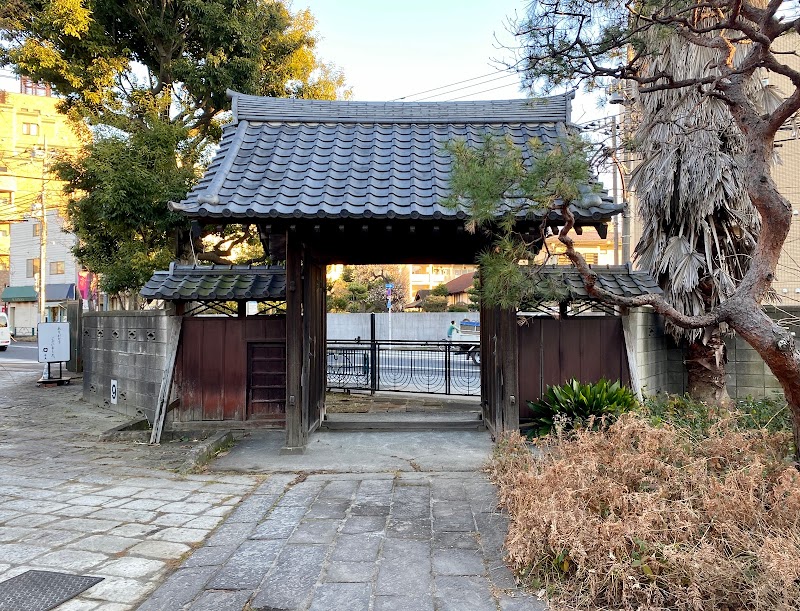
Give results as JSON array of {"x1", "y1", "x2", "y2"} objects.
[{"x1": 177, "y1": 430, "x2": 235, "y2": 475}]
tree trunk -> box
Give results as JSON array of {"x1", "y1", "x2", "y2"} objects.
[
  {"x1": 729, "y1": 304, "x2": 800, "y2": 458},
  {"x1": 686, "y1": 326, "x2": 731, "y2": 405}
]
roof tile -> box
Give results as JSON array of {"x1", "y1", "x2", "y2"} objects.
[
  {"x1": 172, "y1": 93, "x2": 620, "y2": 223},
  {"x1": 140, "y1": 264, "x2": 286, "y2": 302},
  {"x1": 529, "y1": 265, "x2": 662, "y2": 303}
]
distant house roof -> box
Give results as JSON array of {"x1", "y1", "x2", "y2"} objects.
[
  {"x1": 140, "y1": 264, "x2": 286, "y2": 302},
  {"x1": 445, "y1": 272, "x2": 477, "y2": 295},
  {"x1": 170, "y1": 91, "x2": 619, "y2": 224},
  {"x1": 530, "y1": 265, "x2": 662, "y2": 302}
]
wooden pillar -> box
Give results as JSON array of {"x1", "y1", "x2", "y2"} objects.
[
  {"x1": 498, "y1": 307, "x2": 520, "y2": 433},
  {"x1": 479, "y1": 300, "x2": 519, "y2": 438},
  {"x1": 480, "y1": 300, "x2": 503, "y2": 437},
  {"x1": 304, "y1": 260, "x2": 326, "y2": 432},
  {"x1": 283, "y1": 231, "x2": 306, "y2": 453},
  {"x1": 479, "y1": 296, "x2": 491, "y2": 428},
  {"x1": 319, "y1": 264, "x2": 327, "y2": 422}
]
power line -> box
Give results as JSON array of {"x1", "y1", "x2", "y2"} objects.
[
  {"x1": 446, "y1": 82, "x2": 524, "y2": 101},
  {"x1": 391, "y1": 69, "x2": 517, "y2": 101},
  {"x1": 415, "y1": 73, "x2": 521, "y2": 102}
]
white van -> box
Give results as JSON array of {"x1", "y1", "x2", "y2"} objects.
[{"x1": 0, "y1": 312, "x2": 9, "y2": 351}]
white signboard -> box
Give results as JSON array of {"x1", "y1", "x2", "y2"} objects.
[
  {"x1": 37, "y1": 322, "x2": 70, "y2": 363},
  {"x1": 110, "y1": 379, "x2": 118, "y2": 405}
]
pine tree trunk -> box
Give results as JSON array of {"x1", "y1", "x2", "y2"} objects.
[
  {"x1": 686, "y1": 327, "x2": 731, "y2": 405},
  {"x1": 730, "y1": 305, "x2": 800, "y2": 458},
  {"x1": 731, "y1": 140, "x2": 800, "y2": 458}
]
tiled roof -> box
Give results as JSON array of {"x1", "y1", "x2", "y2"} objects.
[
  {"x1": 140, "y1": 264, "x2": 286, "y2": 302},
  {"x1": 533, "y1": 265, "x2": 662, "y2": 301},
  {"x1": 445, "y1": 272, "x2": 478, "y2": 294},
  {"x1": 171, "y1": 92, "x2": 619, "y2": 223},
  {"x1": 231, "y1": 91, "x2": 573, "y2": 124}
]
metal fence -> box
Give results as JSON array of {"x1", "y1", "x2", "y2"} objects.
[{"x1": 326, "y1": 339, "x2": 480, "y2": 396}]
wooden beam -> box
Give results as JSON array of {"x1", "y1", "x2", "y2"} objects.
[
  {"x1": 283, "y1": 231, "x2": 306, "y2": 453},
  {"x1": 150, "y1": 316, "x2": 183, "y2": 445}
]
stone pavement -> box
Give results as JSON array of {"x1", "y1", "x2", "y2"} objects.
[
  {"x1": 0, "y1": 357, "x2": 546, "y2": 610},
  {"x1": 139, "y1": 471, "x2": 544, "y2": 611},
  {"x1": 0, "y1": 367, "x2": 262, "y2": 610}
]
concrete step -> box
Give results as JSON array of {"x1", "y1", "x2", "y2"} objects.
[{"x1": 320, "y1": 411, "x2": 485, "y2": 432}]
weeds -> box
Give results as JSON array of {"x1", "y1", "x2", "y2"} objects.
[{"x1": 490, "y1": 414, "x2": 799, "y2": 610}]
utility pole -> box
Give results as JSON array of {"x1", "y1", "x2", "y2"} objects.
[
  {"x1": 610, "y1": 116, "x2": 620, "y2": 265},
  {"x1": 38, "y1": 136, "x2": 47, "y2": 325}
]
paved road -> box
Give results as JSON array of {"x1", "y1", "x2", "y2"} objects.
[
  {"x1": 0, "y1": 347, "x2": 546, "y2": 610},
  {"x1": 0, "y1": 342, "x2": 41, "y2": 377},
  {"x1": 328, "y1": 348, "x2": 481, "y2": 395}
]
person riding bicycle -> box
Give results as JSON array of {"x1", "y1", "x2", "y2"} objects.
[{"x1": 446, "y1": 320, "x2": 458, "y2": 341}]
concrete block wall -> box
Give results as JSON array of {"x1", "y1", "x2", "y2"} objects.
[
  {"x1": 82, "y1": 311, "x2": 175, "y2": 421},
  {"x1": 724, "y1": 306, "x2": 799, "y2": 400},
  {"x1": 327, "y1": 312, "x2": 479, "y2": 342},
  {"x1": 631, "y1": 305, "x2": 799, "y2": 401},
  {"x1": 630, "y1": 307, "x2": 686, "y2": 397}
]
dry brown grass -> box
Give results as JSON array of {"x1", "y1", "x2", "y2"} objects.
[{"x1": 488, "y1": 415, "x2": 800, "y2": 610}]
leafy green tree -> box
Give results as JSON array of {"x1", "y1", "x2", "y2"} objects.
[
  {"x1": 326, "y1": 265, "x2": 408, "y2": 313},
  {"x1": 430, "y1": 283, "x2": 449, "y2": 297},
  {"x1": 446, "y1": 134, "x2": 596, "y2": 309},
  {"x1": 55, "y1": 115, "x2": 193, "y2": 296},
  {"x1": 1, "y1": 0, "x2": 349, "y2": 297}
]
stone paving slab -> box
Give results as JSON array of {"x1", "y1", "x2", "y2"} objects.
[
  {"x1": 1, "y1": 366, "x2": 549, "y2": 610},
  {"x1": 0, "y1": 377, "x2": 263, "y2": 610},
  {"x1": 140, "y1": 473, "x2": 548, "y2": 610}
]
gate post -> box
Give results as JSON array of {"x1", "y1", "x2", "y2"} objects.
[
  {"x1": 66, "y1": 299, "x2": 82, "y2": 373},
  {"x1": 445, "y1": 342, "x2": 451, "y2": 395},
  {"x1": 370, "y1": 313, "x2": 377, "y2": 394},
  {"x1": 499, "y1": 307, "x2": 519, "y2": 433},
  {"x1": 283, "y1": 232, "x2": 307, "y2": 453}
]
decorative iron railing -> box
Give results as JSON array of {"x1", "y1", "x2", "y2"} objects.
[{"x1": 326, "y1": 339, "x2": 480, "y2": 396}]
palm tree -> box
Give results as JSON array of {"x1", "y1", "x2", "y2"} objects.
[{"x1": 629, "y1": 29, "x2": 781, "y2": 403}]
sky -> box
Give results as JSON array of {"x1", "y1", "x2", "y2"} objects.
[
  {"x1": 1, "y1": 0, "x2": 604, "y2": 122},
  {"x1": 298, "y1": 0, "x2": 525, "y2": 102},
  {"x1": 298, "y1": 0, "x2": 604, "y2": 123}
]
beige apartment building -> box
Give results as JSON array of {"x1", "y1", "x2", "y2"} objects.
[
  {"x1": 0, "y1": 76, "x2": 84, "y2": 330},
  {"x1": 769, "y1": 33, "x2": 800, "y2": 296}
]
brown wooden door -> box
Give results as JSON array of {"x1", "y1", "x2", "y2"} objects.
[{"x1": 247, "y1": 342, "x2": 286, "y2": 422}]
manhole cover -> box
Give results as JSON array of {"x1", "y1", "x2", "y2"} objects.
[{"x1": 0, "y1": 570, "x2": 103, "y2": 611}]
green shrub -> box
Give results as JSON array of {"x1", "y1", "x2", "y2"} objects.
[
  {"x1": 641, "y1": 394, "x2": 791, "y2": 438},
  {"x1": 422, "y1": 295, "x2": 447, "y2": 312},
  {"x1": 641, "y1": 394, "x2": 723, "y2": 438},
  {"x1": 735, "y1": 395, "x2": 790, "y2": 433},
  {"x1": 524, "y1": 378, "x2": 638, "y2": 437}
]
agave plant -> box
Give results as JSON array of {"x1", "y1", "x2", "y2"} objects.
[
  {"x1": 628, "y1": 25, "x2": 782, "y2": 403},
  {"x1": 524, "y1": 378, "x2": 638, "y2": 437}
]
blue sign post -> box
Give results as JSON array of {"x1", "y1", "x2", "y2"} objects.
[{"x1": 385, "y1": 283, "x2": 394, "y2": 341}]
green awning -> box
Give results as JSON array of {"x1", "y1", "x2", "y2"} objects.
[{"x1": 1, "y1": 286, "x2": 38, "y2": 302}]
